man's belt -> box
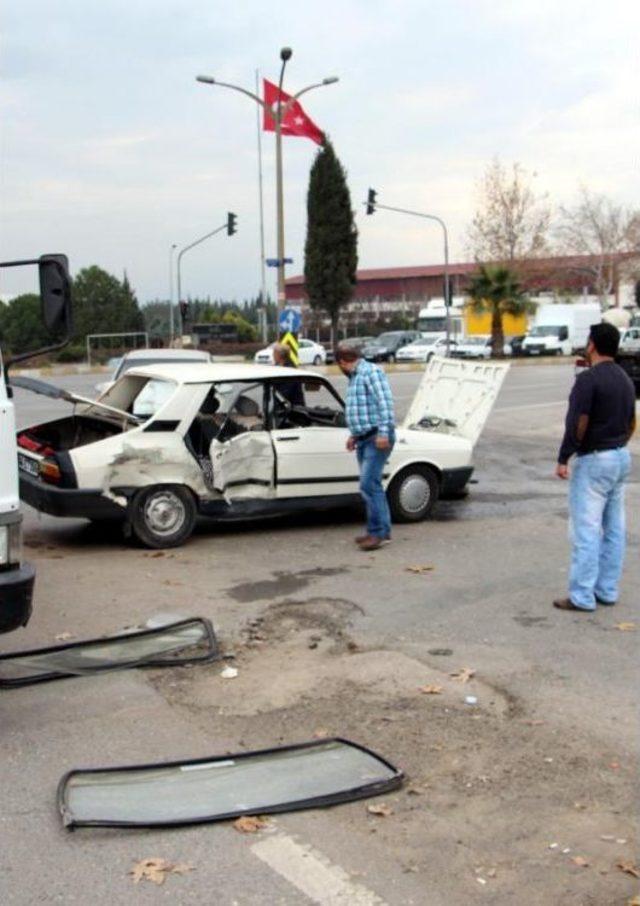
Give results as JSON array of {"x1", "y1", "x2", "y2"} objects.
[{"x1": 353, "y1": 427, "x2": 378, "y2": 442}]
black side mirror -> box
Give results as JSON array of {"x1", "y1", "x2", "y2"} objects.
[{"x1": 39, "y1": 254, "x2": 72, "y2": 335}]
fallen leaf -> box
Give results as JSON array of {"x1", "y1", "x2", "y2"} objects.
[
  {"x1": 450, "y1": 667, "x2": 475, "y2": 684},
  {"x1": 418, "y1": 684, "x2": 443, "y2": 695},
  {"x1": 627, "y1": 896, "x2": 640, "y2": 906},
  {"x1": 407, "y1": 785, "x2": 428, "y2": 795},
  {"x1": 614, "y1": 622, "x2": 636, "y2": 631},
  {"x1": 129, "y1": 858, "x2": 194, "y2": 886},
  {"x1": 406, "y1": 564, "x2": 435, "y2": 574},
  {"x1": 367, "y1": 803, "x2": 393, "y2": 817},
  {"x1": 54, "y1": 631, "x2": 75, "y2": 641},
  {"x1": 617, "y1": 861, "x2": 640, "y2": 879},
  {"x1": 572, "y1": 856, "x2": 589, "y2": 868},
  {"x1": 233, "y1": 816, "x2": 270, "y2": 834},
  {"x1": 150, "y1": 551, "x2": 166, "y2": 558},
  {"x1": 313, "y1": 728, "x2": 330, "y2": 739}
]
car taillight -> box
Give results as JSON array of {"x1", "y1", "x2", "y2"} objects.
[{"x1": 39, "y1": 459, "x2": 61, "y2": 484}]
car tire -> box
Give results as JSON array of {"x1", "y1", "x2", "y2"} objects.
[
  {"x1": 388, "y1": 353, "x2": 395, "y2": 364},
  {"x1": 129, "y1": 485, "x2": 197, "y2": 548},
  {"x1": 313, "y1": 355, "x2": 322, "y2": 365},
  {"x1": 387, "y1": 465, "x2": 439, "y2": 523}
]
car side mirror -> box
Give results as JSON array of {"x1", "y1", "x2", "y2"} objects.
[{"x1": 39, "y1": 254, "x2": 72, "y2": 335}]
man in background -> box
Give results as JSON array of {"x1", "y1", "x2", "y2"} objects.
[
  {"x1": 554, "y1": 322, "x2": 635, "y2": 612},
  {"x1": 336, "y1": 344, "x2": 395, "y2": 552}
]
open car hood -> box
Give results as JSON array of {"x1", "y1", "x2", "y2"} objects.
[
  {"x1": 403, "y1": 355, "x2": 509, "y2": 445},
  {"x1": 10, "y1": 375, "x2": 138, "y2": 421}
]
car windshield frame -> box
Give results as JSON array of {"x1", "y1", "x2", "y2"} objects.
[{"x1": 57, "y1": 737, "x2": 404, "y2": 829}]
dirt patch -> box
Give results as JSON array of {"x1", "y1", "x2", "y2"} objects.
[{"x1": 225, "y1": 567, "x2": 350, "y2": 603}]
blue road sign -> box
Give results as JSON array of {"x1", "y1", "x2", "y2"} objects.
[
  {"x1": 278, "y1": 308, "x2": 302, "y2": 334},
  {"x1": 266, "y1": 257, "x2": 294, "y2": 268}
]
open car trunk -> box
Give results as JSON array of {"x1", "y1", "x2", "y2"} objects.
[
  {"x1": 403, "y1": 355, "x2": 509, "y2": 445},
  {"x1": 18, "y1": 414, "x2": 125, "y2": 455}
]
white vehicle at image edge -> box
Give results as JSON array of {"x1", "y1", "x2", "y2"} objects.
[
  {"x1": 95, "y1": 348, "x2": 212, "y2": 396},
  {"x1": 15, "y1": 357, "x2": 509, "y2": 548},
  {"x1": 254, "y1": 340, "x2": 327, "y2": 366},
  {"x1": 395, "y1": 336, "x2": 457, "y2": 362},
  {"x1": 522, "y1": 303, "x2": 601, "y2": 356}
]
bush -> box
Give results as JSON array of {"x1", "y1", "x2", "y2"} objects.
[{"x1": 54, "y1": 344, "x2": 86, "y2": 363}]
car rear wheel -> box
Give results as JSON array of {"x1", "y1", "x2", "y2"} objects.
[
  {"x1": 129, "y1": 485, "x2": 197, "y2": 548},
  {"x1": 387, "y1": 465, "x2": 439, "y2": 522}
]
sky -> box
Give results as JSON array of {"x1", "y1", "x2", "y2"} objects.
[{"x1": 1, "y1": 0, "x2": 639, "y2": 304}]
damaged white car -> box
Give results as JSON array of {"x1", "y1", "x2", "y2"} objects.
[{"x1": 15, "y1": 358, "x2": 508, "y2": 548}]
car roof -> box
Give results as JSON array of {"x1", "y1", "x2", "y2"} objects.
[
  {"x1": 121, "y1": 348, "x2": 211, "y2": 361},
  {"x1": 124, "y1": 362, "x2": 318, "y2": 383}
]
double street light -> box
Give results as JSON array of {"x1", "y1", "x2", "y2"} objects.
[{"x1": 196, "y1": 48, "x2": 338, "y2": 309}]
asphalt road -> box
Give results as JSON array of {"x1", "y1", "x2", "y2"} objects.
[{"x1": 3, "y1": 361, "x2": 638, "y2": 905}]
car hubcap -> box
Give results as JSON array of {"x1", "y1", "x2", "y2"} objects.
[
  {"x1": 399, "y1": 474, "x2": 430, "y2": 514},
  {"x1": 144, "y1": 492, "x2": 186, "y2": 537}
]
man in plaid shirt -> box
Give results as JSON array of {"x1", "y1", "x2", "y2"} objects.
[{"x1": 336, "y1": 345, "x2": 396, "y2": 551}]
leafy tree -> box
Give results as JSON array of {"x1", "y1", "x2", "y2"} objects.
[
  {"x1": 468, "y1": 159, "x2": 551, "y2": 263},
  {"x1": 466, "y1": 265, "x2": 534, "y2": 357},
  {"x1": 0, "y1": 294, "x2": 51, "y2": 354},
  {"x1": 221, "y1": 310, "x2": 257, "y2": 342},
  {"x1": 72, "y1": 266, "x2": 145, "y2": 341},
  {"x1": 304, "y1": 139, "x2": 358, "y2": 339}
]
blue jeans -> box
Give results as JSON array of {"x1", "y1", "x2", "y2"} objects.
[
  {"x1": 356, "y1": 434, "x2": 394, "y2": 539},
  {"x1": 568, "y1": 448, "x2": 631, "y2": 610}
]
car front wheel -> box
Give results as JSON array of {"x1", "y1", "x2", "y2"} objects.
[
  {"x1": 387, "y1": 465, "x2": 439, "y2": 522},
  {"x1": 388, "y1": 353, "x2": 395, "y2": 364},
  {"x1": 313, "y1": 355, "x2": 322, "y2": 365},
  {"x1": 129, "y1": 485, "x2": 197, "y2": 548}
]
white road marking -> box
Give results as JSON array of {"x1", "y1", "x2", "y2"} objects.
[
  {"x1": 495, "y1": 400, "x2": 567, "y2": 412},
  {"x1": 252, "y1": 832, "x2": 387, "y2": 905}
]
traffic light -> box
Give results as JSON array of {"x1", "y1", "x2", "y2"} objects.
[
  {"x1": 227, "y1": 212, "x2": 237, "y2": 236},
  {"x1": 365, "y1": 188, "x2": 377, "y2": 215}
]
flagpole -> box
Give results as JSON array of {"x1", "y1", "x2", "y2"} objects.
[
  {"x1": 255, "y1": 68, "x2": 268, "y2": 342},
  {"x1": 275, "y1": 49, "x2": 290, "y2": 310}
]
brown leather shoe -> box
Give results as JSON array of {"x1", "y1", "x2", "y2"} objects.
[
  {"x1": 359, "y1": 536, "x2": 383, "y2": 551},
  {"x1": 553, "y1": 597, "x2": 587, "y2": 612},
  {"x1": 356, "y1": 533, "x2": 391, "y2": 545}
]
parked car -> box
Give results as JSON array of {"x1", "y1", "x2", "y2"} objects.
[
  {"x1": 362, "y1": 331, "x2": 421, "y2": 363},
  {"x1": 254, "y1": 339, "x2": 326, "y2": 366},
  {"x1": 451, "y1": 336, "x2": 512, "y2": 359},
  {"x1": 396, "y1": 336, "x2": 457, "y2": 363},
  {"x1": 326, "y1": 336, "x2": 374, "y2": 364},
  {"x1": 509, "y1": 335, "x2": 526, "y2": 357},
  {"x1": 95, "y1": 348, "x2": 212, "y2": 396},
  {"x1": 16, "y1": 358, "x2": 508, "y2": 548}
]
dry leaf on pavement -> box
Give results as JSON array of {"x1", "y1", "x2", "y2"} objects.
[
  {"x1": 614, "y1": 622, "x2": 636, "y2": 632},
  {"x1": 367, "y1": 803, "x2": 393, "y2": 817},
  {"x1": 450, "y1": 667, "x2": 476, "y2": 683},
  {"x1": 129, "y1": 858, "x2": 194, "y2": 886},
  {"x1": 405, "y1": 565, "x2": 435, "y2": 574},
  {"x1": 54, "y1": 632, "x2": 75, "y2": 641},
  {"x1": 616, "y1": 860, "x2": 640, "y2": 878},
  {"x1": 627, "y1": 896, "x2": 640, "y2": 906},
  {"x1": 233, "y1": 815, "x2": 271, "y2": 834},
  {"x1": 313, "y1": 728, "x2": 330, "y2": 738},
  {"x1": 572, "y1": 856, "x2": 589, "y2": 868},
  {"x1": 418, "y1": 685, "x2": 443, "y2": 695}
]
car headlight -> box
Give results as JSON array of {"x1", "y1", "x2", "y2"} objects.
[{"x1": 0, "y1": 520, "x2": 22, "y2": 567}]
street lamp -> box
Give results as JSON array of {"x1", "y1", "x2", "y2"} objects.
[
  {"x1": 365, "y1": 195, "x2": 452, "y2": 355},
  {"x1": 196, "y1": 49, "x2": 338, "y2": 309},
  {"x1": 169, "y1": 243, "x2": 177, "y2": 343}
]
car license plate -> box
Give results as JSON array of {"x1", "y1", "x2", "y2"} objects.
[{"x1": 18, "y1": 453, "x2": 39, "y2": 477}]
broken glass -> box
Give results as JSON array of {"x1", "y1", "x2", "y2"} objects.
[
  {"x1": 0, "y1": 617, "x2": 217, "y2": 688},
  {"x1": 58, "y1": 738, "x2": 403, "y2": 828}
]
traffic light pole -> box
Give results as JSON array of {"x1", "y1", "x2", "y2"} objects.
[
  {"x1": 176, "y1": 218, "x2": 235, "y2": 338},
  {"x1": 365, "y1": 196, "x2": 451, "y2": 355}
]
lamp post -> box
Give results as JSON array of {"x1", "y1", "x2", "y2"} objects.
[
  {"x1": 196, "y1": 50, "x2": 338, "y2": 310},
  {"x1": 168, "y1": 243, "x2": 177, "y2": 344},
  {"x1": 365, "y1": 197, "x2": 452, "y2": 355}
]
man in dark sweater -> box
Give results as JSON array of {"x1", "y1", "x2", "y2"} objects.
[{"x1": 554, "y1": 322, "x2": 635, "y2": 612}]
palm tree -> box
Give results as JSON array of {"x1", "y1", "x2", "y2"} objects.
[{"x1": 466, "y1": 264, "x2": 533, "y2": 357}]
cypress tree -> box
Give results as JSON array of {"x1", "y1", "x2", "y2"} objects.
[{"x1": 304, "y1": 139, "x2": 358, "y2": 339}]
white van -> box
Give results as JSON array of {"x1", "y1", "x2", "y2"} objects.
[{"x1": 522, "y1": 303, "x2": 601, "y2": 356}]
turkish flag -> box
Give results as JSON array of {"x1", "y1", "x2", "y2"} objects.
[{"x1": 263, "y1": 79, "x2": 324, "y2": 146}]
